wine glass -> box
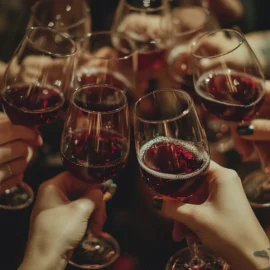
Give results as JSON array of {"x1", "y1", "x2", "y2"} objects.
[
  {"x1": 0, "y1": 27, "x2": 76, "y2": 210},
  {"x1": 112, "y1": 0, "x2": 171, "y2": 97},
  {"x1": 191, "y1": 29, "x2": 266, "y2": 206},
  {"x1": 60, "y1": 84, "x2": 130, "y2": 269},
  {"x1": 76, "y1": 31, "x2": 137, "y2": 105},
  {"x1": 28, "y1": 0, "x2": 91, "y2": 42},
  {"x1": 166, "y1": 5, "x2": 218, "y2": 96},
  {"x1": 134, "y1": 89, "x2": 227, "y2": 269}
]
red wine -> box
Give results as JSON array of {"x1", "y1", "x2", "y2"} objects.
[
  {"x1": 138, "y1": 48, "x2": 165, "y2": 71},
  {"x1": 62, "y1": 129, "x2": 128, "y2": 184},
  {"x1": 117, "y1": 25, "x2": 165, "y2": 70},
  {"x1": 1, "y1": 84, "x2": 64, "y2": 127},
  {"x1": 138, "y1": 137, "x2": 210, "y2": 199},
  {"x1": 195, "y1": 70, "x2": 264, "y2": 122}
]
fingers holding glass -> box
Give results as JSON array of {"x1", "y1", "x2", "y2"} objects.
[
  {"x1": 60, "y1": 84, "x2": 129, "y2": 269},
  {"x1": 134, "y1": 89, "x2": 227, "y2": 269},
  {"x1": 0, "y1": 27, "x2": 76, "y2": 209}
]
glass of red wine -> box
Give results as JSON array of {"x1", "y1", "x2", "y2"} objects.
[
  {"x1": 166, "y1": 5, "x2": 218, "y2": 96},
  {"x1": 60, "y1": 84, "x2": 130, "y2": 269},
  {"x1": 134, "y1": 89, "x2": 227, "y2": 269},
  {"x1": 191, "y1": 29, "x2": 266, "y2": 207},
  {"x1": 112, "y1": 0, "x2": 171, "y2": 97},
  {"x1": 76, "y1": 31, "x2": 137, "y2": 105},
  {"x1": 0, "y1": 27, "x2": 76, "y2": 210},
  {"x1": 28, "y1": 0, "x2": 91, "y2": 42}
]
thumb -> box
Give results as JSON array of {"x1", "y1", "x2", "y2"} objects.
[
  {"x1": 153, "y1": 197, "x2": 199, "y2": 231},
  {"x1": 237, "y1": 119, "x2": 270, "y2": 141},
  {"x1": 70, "y1": 188, "x2": 103, "y2": 220}
]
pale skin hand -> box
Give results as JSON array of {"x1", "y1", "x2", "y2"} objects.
[
  {"x1": 19, "y1": 172, "x2": 105, "y2": 270},
  {"x1": 246, "y1": 31, "x2": 270, "y2": 78},
  {"x1": 202, "y1": 0, "x2": 244, "y2": 24},
  {"x1": 231, "y1": 80, "x2": 270, "y2": 161},
  {"x1": 155, "y1": 161, "x2": 270, "y2": 270},
  {"x1": 0, "y1": 113, "x2": 43, "y2": 194}
]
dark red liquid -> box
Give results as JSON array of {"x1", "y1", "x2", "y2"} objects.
[
  {"x1": 1, "y1": 84, "x2": 64, "y2": 127},
  {"x1": 196, "y1": 71, "x2": 264, "y2": 122},
  {"x1": 138, "y1": 137, "x2": 209, "y2": 199},
  {"x1": 62, "y1": 129, "x2": 128, "y2": 184},
  {"x1": 138, "y1": 49, "x2": 165, "y2": 71},
  {"x1": 124, "y1": 34, "x2": 165, "y2": 70}
]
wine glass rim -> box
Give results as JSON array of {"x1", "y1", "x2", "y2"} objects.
[
  {"x1": 71, "y1": 83, "x2": 128, "y2": 114},
  {"x1": 124, "y1": 0, "x2": 165, "y2": 12},
  {"x1": 172, "y1": 7, "x2": 210, "y2": 38},
  {"x1": 79, "y1": 31, "x2": 137, "y2": 61},
  {"x1": 27, "y1": 27, "x2": 77, "y2": 57},
  {"x1": 134, "y1": 89, "x2": 193, "y2": 124},
  {"x1": 191, "y1": 28, "x2": 244, "y2": 59},
  {"x1": 31, "y1": 0, "x2": 90, "y2": 31}
]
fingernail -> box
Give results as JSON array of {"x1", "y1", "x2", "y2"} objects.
[
  {"x1": 152, "y1": 197, "x2": 163, "y2": 211},
  {"x1": 236, "y1": 125, "x2": 254, "y2": 136}
]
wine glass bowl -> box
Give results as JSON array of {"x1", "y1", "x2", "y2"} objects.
[
  {"x1": 76, "y1": 31, "x2": 137, "y2": 117},
  {"x1": 134, "y1": 89, "x2": 209, "y2": 200},
  {"x1": 112, "y1": 0, "x2": 172, "y2": 99},
  {"x1": 76, "y1": 32, "x2": 137, "y2": 91},
  {"x1": 2, "y1": 27, "x2": 76, "y2": 128},
  {"x1": 166, "y1": 6, "x2": 218, "y2": 94},
  {"x1": 61, "y1": 84, "x2": 130, "y2": 186},
  {"x1": 29, "y1": 0, "x2": 91, "y2": 42},
  {"x1": 191, "y1": 29, "x2": 265, "y2": 123}
]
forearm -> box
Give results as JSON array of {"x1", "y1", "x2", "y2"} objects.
[
  {"x1": 19, "y1": 256, "x2": 67, "y2": 270},
  {"x1": 225, "y1": 238, "x2": 270, "y2": 270},
  {"x1": 246, "y1": 31, "x2": 270, "y2": 78},
  {"x1": 18, "y1": 238, "x2": 68, "y2": 270}
]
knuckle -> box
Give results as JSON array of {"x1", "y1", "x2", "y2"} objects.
[
  {"x1": 74, "y1": 200, "x2": 94, "y2": 214},
  {"x1": 226, "y1": 168, "x2": 239, "y2": 180},
  {"x1": 37, "y1": 182, "x2": 57, "y2": 199},
  {"x1": 39, "y1": 182, "x2": 56, "y2": 195}
]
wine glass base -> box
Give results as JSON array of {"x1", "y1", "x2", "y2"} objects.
[
  {"x1": 69, "y1": 232, "x2": 120, "y2": 269},
  {"x1": 243, "y1": 170, "x2": 270, "y2": 208},
  {"x1": 0, "y1": 182, "x2": 34, "y2": 210},
  {"x1": 166, "y1": 245, "x2": 229, "y2": 270}
]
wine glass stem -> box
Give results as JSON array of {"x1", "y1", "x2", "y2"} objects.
[
  {"x1": 253, "y1": 142, "x2": 270, "y2": 176},
  {"x1": 186, "y1": 234, "x2": 204, "y2": 265}
]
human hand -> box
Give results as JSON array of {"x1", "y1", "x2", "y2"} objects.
[
  {"x1": 19, "y1": 172, "x2": 105, "y2": 270},
  {"x1": 202, "y1": 0, "x2": 244, "y2": 24},
  {"x1": 0, "y1": 113, "x2": 43, "y2": 194},
  {"x1": 231, "y1": 80, "x2": 270, "y2": 161},
  {"x1": 153, "y1": 161, "x2": 270, "y2": 270},
  {"x1": 0, "y1": 60, "x2": 7, "y2": 85}
]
